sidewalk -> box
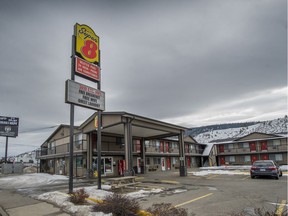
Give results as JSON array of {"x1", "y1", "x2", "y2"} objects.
[{"x1": 0, "y1": 190, "x2": 70, "y2": 216}]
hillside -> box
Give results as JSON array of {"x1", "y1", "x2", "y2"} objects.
[{"x1": 187, "y1": 116, "x2": 287, "y2": 143}]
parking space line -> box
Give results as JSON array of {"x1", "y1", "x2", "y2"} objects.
[
  {"x1": 242, "y1": 176, "x2": 250, "y2": 180},
  {"x1": 174, "y1": 193, "x2": 213, "y2": 208},
  {"x1": 160, "y1": 180, "x2": 180, "y2": 184},
  {"x1": 207, "y1": 174, "x2": 219, "y2": 179},
  {"x1": 276, "y1": 200, "x2": 287, "y2": 216}
]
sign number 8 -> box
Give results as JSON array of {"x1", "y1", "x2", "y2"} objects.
[{"x1": 81, "y1": 40, "x2": 97, "y2": 59}]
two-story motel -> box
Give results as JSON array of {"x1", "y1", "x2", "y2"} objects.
[
  {"x1": 36, "y1": 112, "x2": 287, "y2": 177},
  {"x1": 37, "y1": 112, "x2": 206, "y2": 177},
  {"x1": 211, "y1": 132, "x2": 287, "y2": 166}
]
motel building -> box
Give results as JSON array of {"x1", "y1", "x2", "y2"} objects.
[
  {"x1": 36, "y1": 112, "x2": 288, "y2": 177},
  {"x1": 36, "y1": 112, "x2": 206, "y2": 177},
  {"x1": 208, "y1": 132, "x2": 288, "y2": 166}
]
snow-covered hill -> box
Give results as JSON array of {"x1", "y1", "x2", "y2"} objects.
[{"x1": 190, "y1": 116, "x2": 287, "y2": 143}]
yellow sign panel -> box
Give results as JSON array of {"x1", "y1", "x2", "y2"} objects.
[
  {"x1": 75, "y1": 23, "x2": 100, "y2": 64},
  {"x1": 94, "y1": 115, "x2": 98, "y2": 129}
]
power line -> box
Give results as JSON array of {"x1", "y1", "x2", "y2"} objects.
[{"x1": 19, "y1": 125, "x2": 59, "y2": 133}]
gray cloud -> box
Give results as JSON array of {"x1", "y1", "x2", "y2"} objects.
[{"x1": 0, "y1": 0, "x2": 286, "y2": 156}]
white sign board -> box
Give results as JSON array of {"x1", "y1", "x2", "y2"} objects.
[{"x1": 65, "y1": 80, "x2": 105, "y2": 111}]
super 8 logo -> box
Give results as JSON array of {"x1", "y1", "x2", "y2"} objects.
[{"x1": 75, "y1": 24, "x2": 100, "y2": 64}]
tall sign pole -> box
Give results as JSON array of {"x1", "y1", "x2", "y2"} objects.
[
  {"x1": 68, "y1": 34, "x2": 76, "y2": 194},
  {"x1": 66, "y1": 23, "x2": 104, "y2": 193},
  {"x1": 97, "y1": 51, "x2": 102, "y2": 189}
]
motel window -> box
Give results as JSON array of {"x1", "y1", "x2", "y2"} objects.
[
  {"x1": 146, "y1": 158, "x2": 150, "y2": 165},
  {"x1": 268, "y1": 140, "x2": 281, "y2": 147},
  {"x1": 228, "y1": 144, "x2": 234, "y2": 149},
  {"x1": 145, "y1": 140, "x2": 150, "y2": 148},
  {"x1": 155, "y1": 141, "x2": 160, "y2": 151},
  {"x1": 153, "y1": 157, "x2": 161, "y2": 165},
  {"x1": 273, "y1": 140, "x2": 281, "y2": 146},
  {"x1": 76, "y1": 156, "x2": 83, "y2": 168},
  {"x1": 239, "y1": 142, "x2": 249, "y2": 148},
  {"x1": 269, "y1": 154, "x2": 283, "y2": 161},
  {"x1": 74, "y1": 133, "x2": 83, "y2": 146},
  {"x1": 240, "y1": 155, "x2": 251, "y2": 162},
  {"x1": 225, "y1": 156, "x2": 235, "y2": 162}
]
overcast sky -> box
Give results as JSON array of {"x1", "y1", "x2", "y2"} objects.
[{"x1": 0, "y1": 0, "x2": 287, "y2": 157}]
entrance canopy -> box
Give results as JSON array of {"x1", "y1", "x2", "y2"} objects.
[
  {"x1": 80, "y1": 111, "x2": 188, "y2": 139},
  {"x1": 80, "y1": 111, "x2": 188, "y2": 176}
]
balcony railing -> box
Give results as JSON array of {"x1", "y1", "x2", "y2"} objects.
[
  {"x1": 218, "y1": 145, "x2": 286, "y2": 154},
  {"x1": 36, "y1": 140, "x2": 87, "y2": 158}
]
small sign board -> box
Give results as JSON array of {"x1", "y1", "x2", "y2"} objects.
[
  {"x1": 65, "y1": 80, "x2": 105, "y2": 111},
  {"x1": 0, "y1": 116, "x2": 19, "y2": 137},
  {"x1": 75, "y1": 56, "x2": 100, "y2": 82}
]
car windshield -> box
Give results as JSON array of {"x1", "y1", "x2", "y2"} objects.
[{"x1": 253, "y1": 161, "x2": 274, "y2": 167}]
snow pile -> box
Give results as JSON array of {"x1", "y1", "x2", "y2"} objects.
[
  {"x1": 37, "y1": 186, "x2": 163, "y2": 215},
  {"x1": 191, "y1": 165, "x2": 288, "y2": 176},
  {"x1": 0, "y1": 173, "x2": 68, "y2": 189}
]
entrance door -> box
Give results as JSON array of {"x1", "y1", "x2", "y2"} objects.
[{"x1": 93, "y1": 157, "x2": 113, "y2": 176}]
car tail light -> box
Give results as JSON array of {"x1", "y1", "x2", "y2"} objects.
[
  {"x1": 268, "y1": 166, "x2": 276, "y2": 170},
  {"x1": 251, "y1": 166, "x2": 258, "y2": 170}
]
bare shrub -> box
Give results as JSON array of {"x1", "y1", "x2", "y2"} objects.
[
  {"x1": 68, "y1": 188, "x2": 89, "y2": 205},
  {"x1": 145, "y1": 203, "x2": 194, "y2": 216},
  {"x1": 92, "y1": 193, "x2": 140, "y2": 216}
]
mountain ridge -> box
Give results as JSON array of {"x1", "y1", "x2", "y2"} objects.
[{"x1": 187, "y1": 116, "x2": 287, "y2": 143}]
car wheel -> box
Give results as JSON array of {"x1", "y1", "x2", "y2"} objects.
[
  {"x1": 251, "y1": 175, "x2": 255, "y2": 179},
  {"x1": 275, "y1": 174, "x2": 279, "y2": 180}
]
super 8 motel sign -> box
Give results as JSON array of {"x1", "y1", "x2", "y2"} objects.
[{"x1": 74, "y1": 23, "x2": 101, "y2": 82}]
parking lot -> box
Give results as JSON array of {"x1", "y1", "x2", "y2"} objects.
[
  {"x1": 136, "y1": 171, "x2": 287, "y2": 216},
  {"x1": 0, "y1": 170, "x2": 287, "y2": 216}
]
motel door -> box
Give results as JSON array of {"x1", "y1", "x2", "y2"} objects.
[
  {"x1": 251, "y1": 155, "x2": 258, "y2": 164},
  {"x1": 186, "y1": 157, "x2": 191, "y2": 168},
  {"x1": 219, "y1": 145, "x2": 224, "y2": 153},
  {"x1": 165, "y1": 142, "x2": 169, "y2": 153},
  {"x1": 161, "y1": 157, "x2": 166, "y2": 171},
  {"x1": 166, "y1": 157, "x2": 171, "y2": 170},
  {"x1": 220, "y1": 156, "x2": 225, "y2": 165},
  {"x1": 160, "y1": 141, "x2": 164, "y2": 153},
  {"x1": 249, "y1": 142, "x2": 256, "y2": 152},
  {"x1": 260, "y1": 141, "x2": 267, "y2": 151},
  {"x1": 261, "y1": 154, "x2": 269, "y2": 160}
]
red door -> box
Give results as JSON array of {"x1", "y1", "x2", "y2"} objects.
[
  {"x1": 261, "y1": 154, "x2": 269, "y2": 160},
  {"x1": 260, "y1": 141, "x2": 267, "y2": 151},
  {"x1": 249, "y1": 142, "x2": 256, "y2": 152},
  {"x1": 251, "y1": 155, "x2": 258, "y2": 163},
  {"x1": 186, "y1": 157, "x2": 191, "y2": 168},
  {"x1": 160, "y1": 141, "x2": 164, "y2": 153},
  {"x1": 166, "y1": 157, "x2": 171, "y2": 170},
  {"x1": 165, "y1": 142, "x2": 169, "y2": 153},
  {"x1": 220, "y1": 156, "x2": 225, "y2": 165},
  {"x1": 219, "y1": 145, "x2": 224, "y2": 153},
  {"x1": 185, "y1": 144, "x2": 189, "y2": 153}
]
